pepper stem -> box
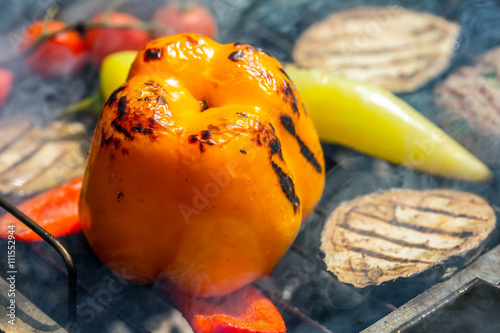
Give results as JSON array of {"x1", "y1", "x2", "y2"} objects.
[{"x1": 41, "y1": 5, "x2": 59, "y2": 36}]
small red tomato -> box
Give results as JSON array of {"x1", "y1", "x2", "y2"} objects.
[
  {"x1": 19, "y1": 20, "x2": 88, "y2": 78},
  {"x1": 86, "y1": 12, "x2": 152, "y2": 66},
  {"x1": 0, "y1": 67, "x2": 13, "y2": 107},
  {"x1": 152, "y1": 4, "x2": 217, "y2": 39}
]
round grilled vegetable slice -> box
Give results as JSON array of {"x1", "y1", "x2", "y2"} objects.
[
  {"x1": 321, "y1": 189, "x2": 496, "y2": 288},
  {"x1": 293, "y1": 6, "x2": 460, "y2": 93},
  {"x1": 435, "y1": 46, "x2": 500, "y2": 166}
]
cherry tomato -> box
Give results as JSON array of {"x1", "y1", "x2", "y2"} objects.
[
  {"x1": 0, "y1": 176, "x2": 83, "y2": 241},
  {"x1": 152, "y1": 4, "x2": 217, "y2": 38},
  {"x1": 0, "y1": 67, "x2": 13, "y2": 107},
  {"x1": 19, "y1": 20, "x2": 88, "y2": 78},
  {"x1": 86, "y1": 12, "x2": 152, "y2": 66}
]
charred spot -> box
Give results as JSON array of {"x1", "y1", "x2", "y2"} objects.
[
  {"x1": 185, "y1": 35, "x2": 199, "y2": 45},
  {"x1": 157, "y1": 96, "x2": 167, "y2": 105},
  {"x1": 117, "y1": 191, "x2": 124, "y2": 202},
  {"x1": 278, "y1": 67, "x2": 292, "y2": 81},
  {"x1": 189, "y1": 135, "x2": 199, "y2": 143},
  {"x1": 144, "y1": 82, "x2": 154, "y2": 86},
  {"x1": 190, "y1": 130, "x2": 217, "y2": 153},
  {"x1": 207, "y1": 124, "x2": 220, "y2": 132},
  {"x1": 281, "y1": 80, "x2": 294, "y2": 99},
  {"x1": 121, "y1": 148, "x2": 129, "y2": 155},
  {"x1": 237, "y1": 112, "x2": 248, "y2": 117},
  {"x1": 240, "y1": 149, "x2": 247, "y2": 154},
  {"x1": 280, "y1": 115, "x2": 296, "y2": 135},
  {"x1": 255, "y1": 134, "x2": 263, "y2": 146},
  {"x1": 200, "y1": 100, "x2": 209, "y2": 112},
  {"x1": 271, "y1": 161, "x2": 300, "y2": 213},
  {"x1": 281, "y1": 80, "x2": 299, "y2": 115},
  {"x1": 111, "y1": 120, "x2": 133, "y2": 140},
  {"x1": 106, "y1": 86, "x2": 126, "y2": 106},
  {"x1": 269, "y1": 139, "x2": 282, "y2": 159},
  {"x1": 117, "y1": 96, "x2": 128, "y2": 120},
  {"x1": 132, "y1": 125, "x2": 154, "y2": 134},
  {"x1": 144, "y1": 48, "x2": 163, "y2": 62},
  {"x1": 229, "y1": 49, "x2": 245, "y2": 62},
  {"x1": 268, "y1": 123, "x2": 283, "y2": 160},
  {"x1": 296, "y1": 136, "x2": 322, "y2": 173},
  {"x1": 101, "y1": 128, "x2": 123, "y2": 149},
  {"x1": 255, "y1": 47, "x2": 273, "y2": 57},
  {"x1": 201, "y1": 130, "x2": 212, "y2": 140},
  {"x1": 280, "y1": 115, "x2": 322, "y2": 173}
]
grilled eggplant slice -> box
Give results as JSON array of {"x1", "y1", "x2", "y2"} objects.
[
  {"x1": 293, "y1": 6, "x2": 460, "y2": 93},
  {"x1": 0, "y1": 120, "x2": 88, "y2": 196},
  {"x1": 435, "y1": 46, "x2": 500, "y2": 166},
  {"x1": 321, "y1": 189, "x2": 496, "y2": 288}
]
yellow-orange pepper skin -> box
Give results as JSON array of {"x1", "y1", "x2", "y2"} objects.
[{"x1": 79, "y1": 34, "x2": 325, "y2": 297}]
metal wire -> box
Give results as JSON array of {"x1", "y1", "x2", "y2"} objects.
[{"x1": 0, "y1": 195, "x2": 77, "y2": 324}]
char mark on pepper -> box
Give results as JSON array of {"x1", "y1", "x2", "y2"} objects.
[
  {"x1": 229, "y1": 49, "x2": 245, "y2": 62},
  {"x1": 271, "y1": 161, "x2": 300, "y2": 213},
  {"x1": 111, "y1": 119, "x2": 134, "y2": 140},
  {"x1": 281, "y1": 80, "x2": 299, "y2": 115},
  {"x1": 255, "y1": 47, "x2": 273, "y2": 58},
  {"x1": 157, "y1": 96, "x2": 167, "y2": 105},
  {"x1": 268, "y1": 123, "x2": 283, "y2": 160},
  {"x1": 144, "y1": 48, "x2": 163, "y2": 62},
  {"x1": 280, "y1": 115, "x2": 322, "y2": 173},
  {"x1": 189, "y1": 131, "x2": 216, "y2": 153},
  {"x1": 101, "y1": 128, "x2": 122, "y2": 149},
  {"x1": 200, "y1": 100, "x2": 209, "y2": 112},
  {"x1": 106, "y1": 85, "x2": 126, "y2": 106},
  {"x1": 278, "y1": 67, "x2": 292, "y2": 81},
  {"x1": 117, "y1": 96, "x2": 128, "y2": 120},
  {"x1": 201, "y1": 130, "x2": 212, "y2": 140},
  {"x1": 132, "y1": 125, "x2": 154, "y2": 134}
]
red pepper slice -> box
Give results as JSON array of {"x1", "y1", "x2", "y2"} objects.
[
  {"x1": 164, "y1": 282, "x2": 287, "y2": 333},
  {"x1": 0, "y1": 176, "x2": 83, "y2": 241}
]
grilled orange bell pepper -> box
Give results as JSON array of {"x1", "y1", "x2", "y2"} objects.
[{"x1": 80, "y1": 33, "x2": 325, "y2": 297}]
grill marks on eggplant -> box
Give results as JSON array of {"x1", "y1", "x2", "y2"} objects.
[
  {"x1": 321, "y1": 189, "x2": 496, "y2": 288},
  {"x1": 0, "y1": 120, "x2": 88, "y2": 196},
  {"x1": 435, "y1": 46, "x2": 500, "y2": 165},
  {"x1": 293, "y1": 7, "x2": 460, "y2": 93}
]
